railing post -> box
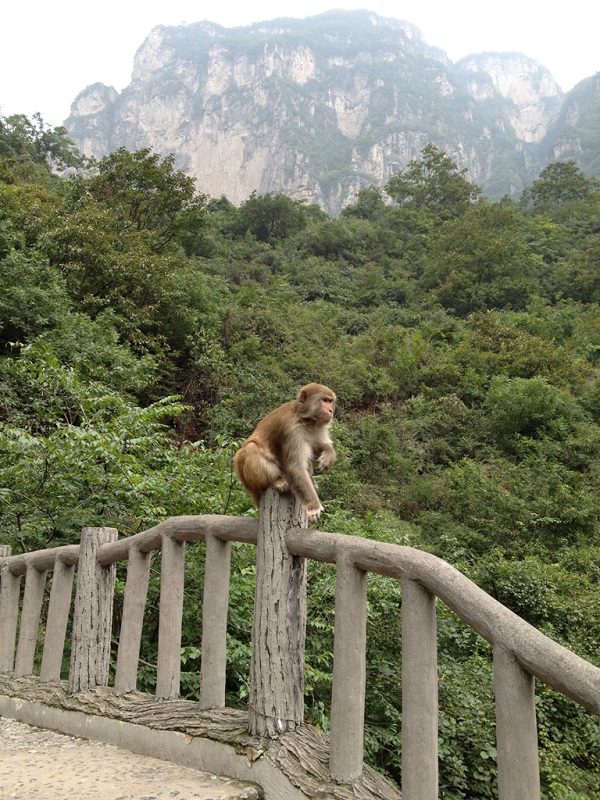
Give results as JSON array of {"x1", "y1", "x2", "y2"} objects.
[
  {"x1": 156, "y1": 533, "x2": 185, "y2": 699},
  {"x1": 494, "y1": 645, "x2": 540, "y2": 800},
  {"x1": 329, "y1": 553, "x2": 368, "y2": 782},
  {"x1": 401, "y1": 577, "x2": 438, "y2": 800},
  {"x1": 40, "y1": 558, "x2": 76, "y2": 681},
  {"x1": 199, "y1": 532, "x2": 232, "y2": 709},
  {"x1": 14, "y1": 564, "x2": 47, "y2": 676},
  {"x1": 69, "y1": 527, "x2": 117, "y2": 693},
  {"x1": 248, "y1": 489, "x2": 307, "y2": 737},
  {"x1": 0, "y1": 545, "x2": 20, "y2": 674},
  {"x1": 114, "y1": 545, "x2": 151, "y2": 693}
]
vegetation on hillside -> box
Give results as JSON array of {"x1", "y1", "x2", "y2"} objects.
[{"x1": 1, "y1": 114, "x2": 600, "y2": 799}]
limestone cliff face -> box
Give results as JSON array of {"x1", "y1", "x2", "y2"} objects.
[
  {"x1": 458, "y1": 53, "x2": 562, "y2": 143},
  {"x1": 540, "y1": 73, "x2": 600, "y2": 169},
  {"x1": 65, "y1": 10, "x2": 565, "y2": 214}
]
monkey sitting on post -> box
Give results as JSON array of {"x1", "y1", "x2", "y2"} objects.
[{"x1": 234, "y1": 383, "x2": 337, "y2": 523}]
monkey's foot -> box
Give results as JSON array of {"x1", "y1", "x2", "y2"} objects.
[{"x1": 273, "y1": 478, "x2": 291, "y2": 494}]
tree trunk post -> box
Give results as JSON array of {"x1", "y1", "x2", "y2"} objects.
[
  {"x1": 248, "y1": 489, "x2": 307, "y2": 737},
  {"x1": 0, "y1": 545, "x2": 20, "y2": 674},
  {"x1": 68, "y1": 527, "x2": 117, "y2": 694}
]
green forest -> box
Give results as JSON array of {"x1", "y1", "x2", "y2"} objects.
[{"x1": 1, "y1": 113, "x2": 600, "y2": 799}]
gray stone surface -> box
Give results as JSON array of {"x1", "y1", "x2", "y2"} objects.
[{"x1": 0, "y1": 716, "x2": 260, "y2": 800}]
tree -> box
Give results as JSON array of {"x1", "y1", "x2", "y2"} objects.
[
  {"x1": 235, "y1": 191, "x2": 309, "y2": 243},
  {"x1": 34, "y1": 152, "x2": 221, "y2": 365},
  {"x1": 0, "y1": 248, "x2": 69, "y2": 351},
  {"x1": 385, "y1": 144, "x2": 480, "y2": 220},
  {"x1": 342, "y1": 186, "x2": 387, "y2": 221},
  {"x1": 484, "y1": 375, "x2": 567, "y2": 438},
  {"x1": 0, "y1": 343, "x2": 247, "y2": 549},
  {"x1": 0, "y1": 113, "x2": 85, "y2": 181},
  {"x1": 522, "y1": 161, "x2": 599, "y2": 211},
  {"x1": 82, "y1": 148, "x2": 208, "y2": 253},
  {"x1": 421, "y1": 202, "x2": 541, "y2": 314},
  {"x1": 0, "y1": 179, "x2": 71, "y2": 350},
  {"x1": 550, "y1": 233, "x2": 600, "y2": 303}
]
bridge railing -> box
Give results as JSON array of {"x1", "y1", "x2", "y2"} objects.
[{"x1": 1, "y1": 492, "x2": 599, "y2": 800}]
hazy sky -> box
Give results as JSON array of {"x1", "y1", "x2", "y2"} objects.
[{"x1": 2, "y1": 1, "x2": 599, "y2": 128}]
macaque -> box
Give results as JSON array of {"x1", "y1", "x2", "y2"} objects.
[{"x1": 234, "y1": 383, "x2": 337, "y2": 523}]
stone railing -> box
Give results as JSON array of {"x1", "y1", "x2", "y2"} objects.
[{"x1": 1, "y1": 490, "x2": 599, "y2": 800}]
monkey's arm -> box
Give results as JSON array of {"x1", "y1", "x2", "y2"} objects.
[
  {"x1": 313, "y1": 439, "x2": 337, "y2": 475},
  {"x1": 283, "y1": 437, "x2": 324, "y2": 522}
]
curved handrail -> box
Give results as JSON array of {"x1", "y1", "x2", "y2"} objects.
[
  {"x1": 2, "y1": 513, "x2": 598, "y2": 715},
  {"x1": 95, "y1": 515, "x2": 259, "y2": 564},
  {"x1": 2, "y1": 545, "x2": 80, "y2": 575},
  {"x1": 286, "y1": 527, "x2": 600, "y2": 716}
]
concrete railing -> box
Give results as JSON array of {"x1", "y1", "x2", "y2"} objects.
[{"x1": 1, "y1": 491, "x2": 599, "y2": 800}]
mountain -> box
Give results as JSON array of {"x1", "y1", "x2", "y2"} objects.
[
  {"x1": 65, "y1": 10, "x2": 594, "y2": 215},
  {"x1": 539, "y1": 72, "x2": 600, "y2": 173}
]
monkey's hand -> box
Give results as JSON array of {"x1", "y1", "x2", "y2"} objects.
[
  {"x1": 306, "y1": 500, "x2": 324, "y2": 524},
  {"x1": 314, "y1": 451, "x2": 335, "y2": 475}
]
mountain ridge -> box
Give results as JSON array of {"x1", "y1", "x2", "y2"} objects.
[{"x1": 65, "y1": 10, "x2": 598, "y2": 214}]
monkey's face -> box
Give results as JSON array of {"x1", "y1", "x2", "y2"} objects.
[
  {"x1": 297, "y1": 383, "x2": 336, "y2": 423},
  {"x1": 320, "y1": 395, "x2": 335, "y2": 421}
]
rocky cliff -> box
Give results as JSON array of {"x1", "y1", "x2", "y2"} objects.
[
  {"x1": 66, "y1": 10, "x2": 568, "y2": 215},
  {"x1": 539, "y1": 73, "x2": 600, "y2": 171}
]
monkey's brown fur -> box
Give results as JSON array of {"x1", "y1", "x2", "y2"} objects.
[{"x1": 234, "y1": 383, "x2": 336, "y2": 523}]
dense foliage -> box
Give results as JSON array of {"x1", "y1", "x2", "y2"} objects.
[{"x1": 1, "y1": 116, "x2": 600, "y2": 798}]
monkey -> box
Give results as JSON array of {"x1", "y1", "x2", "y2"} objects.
[{"x1": 234, "y1": 383, "x2": 337, "y2": 523}]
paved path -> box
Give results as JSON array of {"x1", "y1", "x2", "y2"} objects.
[{"x1": 0, "y1": 716, "x2": 260, "y2": 800}]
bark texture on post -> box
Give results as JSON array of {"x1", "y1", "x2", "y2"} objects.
[
  {"x1": 68, "y1": 527, "x2": 117, "y2": 694},
  {"x1": 0, "y1": 546, "x2": 19, "y2": 674},
  {"x1": 249, "y1": 489, "x2": 307, "y2": 737}
]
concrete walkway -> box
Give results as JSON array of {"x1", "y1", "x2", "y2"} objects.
[{"x1": 0, "y1": 716, "x2": 261, "y2": 800}]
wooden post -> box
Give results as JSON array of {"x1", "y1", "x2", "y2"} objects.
[
  {"x1": 0, "y1": 545, "x2": 20, "y2": 674},
  {"x1": 401, "y1": 578, "x2": 439, "y2": 800},
  {"x1": 69, "y1": 527, "x2": 117, "y2": 693},
  {"x1": 329, "y1": 553, "x2": 368, "y2": 782},
  {"x1": 248, "y1": 489, "x2": 307, "y2": 737},
  {"x1": 14, "y1": 565, "x2": 47, "y2": 676},
  {"x1": 494, "y1": 645, "x2": 540, "y2": 800},
  {"x1": 40, "y1": 559, "x2": 75, "y2": 681},
  {"x1": 156, "y1": 533, "x2": 185, "y2": 699},
  {"x1": 200, "y1": 532, "x2": 232, "y2": 709},
  {"x1": 114, "y1": 546, "x2": 151, "y2": 693}
]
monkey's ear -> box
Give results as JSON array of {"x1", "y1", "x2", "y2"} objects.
[{"x1": 297, "y1": 388, "x2": 308, "y2": 403}]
